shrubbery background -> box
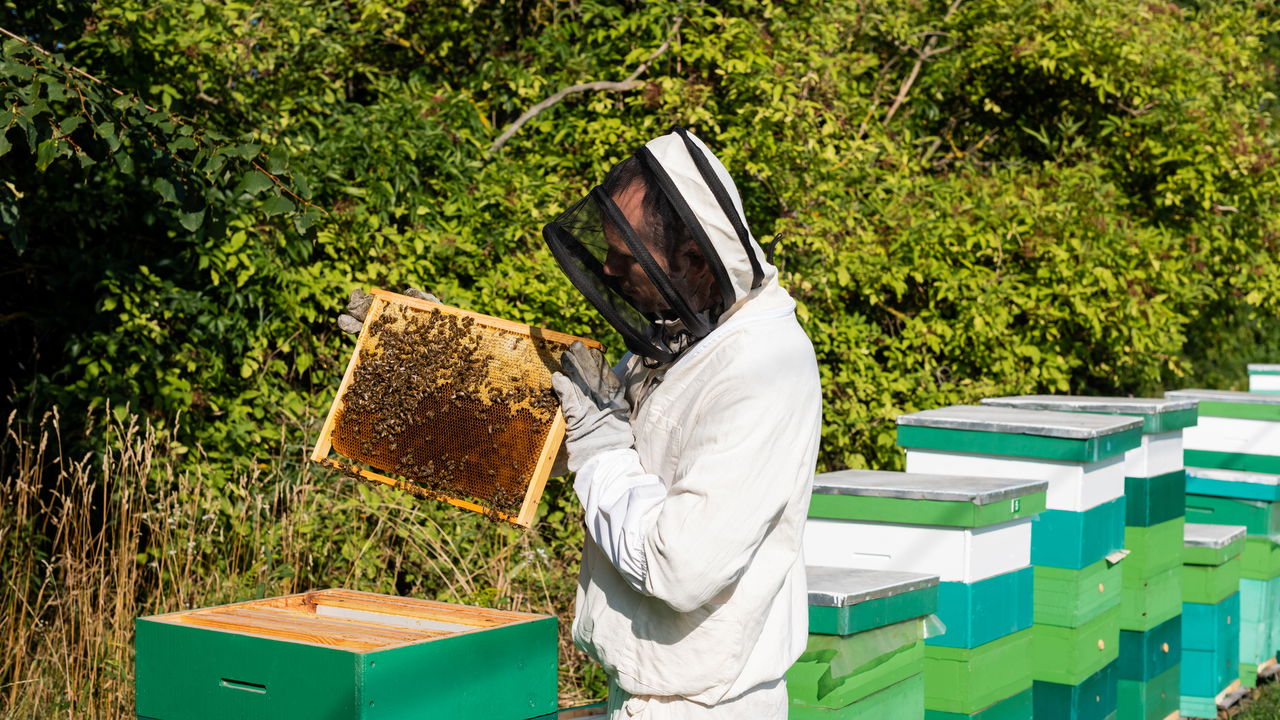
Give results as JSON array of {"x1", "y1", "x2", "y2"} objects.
[{"x1": 3, "y1": 0, "x2": 1280, "y2": 714}]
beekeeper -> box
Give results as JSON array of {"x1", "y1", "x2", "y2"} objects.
[
  {"x1": 541, "y1": 128, "x2": 822, "y2": 718},
  {"x1": 337, "y1": 129, "x2": 822, "y2": 718}
]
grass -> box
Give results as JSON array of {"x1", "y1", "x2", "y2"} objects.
[
  {"x1": 0, "y1": 407, "x2": 604, "y2": 718},
  {"x1": 1240, "y1": 678, "x2": 1280, "y2": 720}
]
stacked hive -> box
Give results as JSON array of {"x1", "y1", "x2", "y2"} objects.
[
  {"x1": 896, "y1": 406, "x2": 1142, "y2": 720},
  {"x1": 1180, "y1": 523, "x2": 1246, "y2": 718},
  {"x1": 134, "y1": 589, "x2": 559, "y2": 719},
  {"x1": 1169, "y1": 389, "x2": 1280, "y2": 685},
  {"x1": 803, "y1": 470, "x2": 1046, "y2": 720},
  {"x1": 1250, "y1": 364, "x2": 1280, "y2": 393},
  {"x1": 981, "y1": 396, "x2": 1195, "y2": 720},
  {"x1": 787, "y1": 567, "x2": 940, "y2": 718}
]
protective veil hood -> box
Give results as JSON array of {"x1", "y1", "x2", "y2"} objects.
[
  {"x1": 543, "y1": 129, "x2": 777, "y2": 363},
  {"x1": 640, "y1": 130, "x2": 777, "y2": 308}
]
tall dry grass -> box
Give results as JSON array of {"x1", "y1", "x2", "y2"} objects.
[{"x1": 0, "y1": 408, "x2": 600, "y2": 718}]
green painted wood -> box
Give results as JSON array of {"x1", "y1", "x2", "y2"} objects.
[
  {"x1": 789, "y1": 619, "x2": 925, "y2": 708},
  {"x1": 809, "y1": 585, "x2": 939, "y2": 636},
  {"x1": 1186, "y1": 494, "x2": 1280, "y2": 536},
  {"x1": 929, "y1": 568, "x2": 1035, "y2": 649},
  {"x1": 1186, "y1": 475, "x2": 1280, "y2": 502},
  {"x1": 1184, "y1": 450, "x2": 1280, "y2": 475},
  {"x1": 1183, "y1": 594, "x2": 1240, "y2": 652},
  {"x1": 1117, "y1": 615, "x2": 1181, "y2": 682},
  {"x1": 1179, "y1": 694, "x2": 1217, "y2": 720},
  {"x1": 924, "y1": 687, "x2": 1033, "y2": 720},
  {"x1": 1182, "y1": 647, "x2": 1238, "y2": 699},
  {"x1": 897, "y1": 426, "x2": 1141, "y2": 463},
  {"x1": 1124, "y1": 518, "x2": 1185, "y2": 581},
  {"x1": 1242, "y1": 536, "x2": 1280, "y2": 580},
  {"x1": 1182, "y1": 536, "x2": 1244, "y2": 567},
  {"x1": 789, "y1": 673, "x2": 924, "y2": 719},
  {"x1": 1124, "y1": 471, "x2": 1186, "y2": 528},
  {"x1": 135, "y1": 613, "x2": 558, "y2": 720},
  {"x1": 1031, "y1": 499, "x2": 1127, "y2": 571},
  {"x1": 1182, "y1": 555, "x2": 1242, "y2": 605},
  {"x1": 1196, "y1": 400, "x2": 1280, "y2": 422},
  {"x1": 1116, "y1": 664, "x2": 1179, "y2": 720},
  {"x1": 978, "y1": 396, "x2": 1198, "y2": 435},
  {"x1": 924, "y1": 629, "x2": 1034, "y2": 715},
  {"x1": 1032, "y1": 661, "x2": 1118, "y2": 720},
  {"x1": 1121, "y1": 565, "x2": 1182, "y2": 632},
  {"x1": 1031, "y1": 606, "x2": 1122, "y2": 686},
  {"x1": 1241, "y1": 661, "x2": 1259, "y2": 688},
  {"x1": 1239, "y1": 578, "x2": 1280, "y2": 671},
  {"x1": 808, "y1": 492, "x2": 1046, "y2": 527},
  {"x1": 1034, "y1": 559, "x2": 1124, "y2": 628}
]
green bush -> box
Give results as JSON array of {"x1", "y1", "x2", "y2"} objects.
[{"x1": 4, "y1": 0, "x2": 1280, "y2": 475}]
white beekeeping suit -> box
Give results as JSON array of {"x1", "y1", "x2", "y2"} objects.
[{"x1": 544, "y1": 129, "x2": 822, "y2": 718}]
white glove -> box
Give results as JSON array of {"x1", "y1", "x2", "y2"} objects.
[
  {"x1": 550, "y1": 341, "x2": 635, "y2": 472},
  {"x1": 337, "y1": 287, "x2": 439, "y2": 334}
]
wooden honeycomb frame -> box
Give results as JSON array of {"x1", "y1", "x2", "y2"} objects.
[{"x1": 311, "y1": 289, "x2": 600, "y2": 527}]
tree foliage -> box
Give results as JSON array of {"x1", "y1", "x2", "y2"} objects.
[{"x1": 4, "y1": 0, "x2": 1280, "y2": 477}]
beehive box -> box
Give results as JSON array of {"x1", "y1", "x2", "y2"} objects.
[
  {"x1": 312, "y1": 289, "x2": 600, "y2": 527},
  {"x1": 1181, "y1": 523, "x2": 1246, "y2": 718},
  {"x1": 1166, "y1": 389, "x2": 1280, "y2": 476},
  {"x1": 1250, "y1": 364, "x2": 1280, "y2": 394},
  {"x1": 135, "y1": 589, "x2": 558, "y2": 720},
  {"x1": 788, "y1": 567, "x2": 938, "y2": 719}
]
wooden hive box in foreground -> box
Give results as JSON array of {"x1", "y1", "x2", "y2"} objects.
[
  {"x1": 135, "y1": 589, "x2": 557, "y2": 719},
  {"x1": 312, "y1": 289, "x2": 600, "y2": 527}
]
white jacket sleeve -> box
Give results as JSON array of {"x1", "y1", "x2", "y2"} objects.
[{"x1": 573, "y1": 448, "x2": 666, "y2": 594}]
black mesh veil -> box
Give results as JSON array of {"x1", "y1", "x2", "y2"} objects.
[{"x1": 543, "y1": 131, "x2": 747, "y2": 363}]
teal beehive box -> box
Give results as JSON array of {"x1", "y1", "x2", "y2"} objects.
[
  {"x1": 788, "y1": 567, "x2": 939, "y2": 719},
  {"x1": 1180, "y1": 524, "x2": 1246, "y2": 719},
  {"x1": 1250, "y1": 364, "x2": 1280, "y2": 394},
  {"x1": 135, "y1": 589, "x2": 558, "y2": 720}
]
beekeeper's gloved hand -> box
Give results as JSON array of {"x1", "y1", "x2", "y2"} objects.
[
  {"x1": 337, "y1": 288, "x2": 440, "y2": 334},
  {"x1": 551, "y1": 341, "x2": 635, "y2": 473}
]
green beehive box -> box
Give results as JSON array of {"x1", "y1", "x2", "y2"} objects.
[
  {"x1": 790, "y1": 567, "x2": 938, "y2": 716},
  {"x1": 1186, "y1": 494, "x2": 1280, "y2": 535},
  {"x1": 925, "y1": 687, "x2": 1033, "y2": 720},
  {"x1": 1030, "y1": 605, "x2": 1121, "y2": 686},
  {"x1": 924, "y1": 629, "x2": 1033, "y2": 715},
  {"x1": 1242, "y1": 534, "x2": 1280, "y2": 580},
  {"x1": 1122, "y1": 518, "x2": 1184, "y2": 581},
  {"x1": 1034, "y1": 559, "x2": 1124, "y2": 628},
  {"x1": 135, "y1": 589, "x2": 558, "y2": 720},
  {"x1": 1167, "y1": 389, "x2": 1280, "y2": 475},
  {"x1": 1182, "y1": 523, "x2": 1245, "y2": 605},
  {"x1": 1116, "y1": 663, "x2": 1179, "y2": 720},
  {"x1": 1121, "y1": 565, "x2": 1182, "y2": 633},
  {"x1": 1250, "y1": 364, "x2": 1280, "y2": 394}
]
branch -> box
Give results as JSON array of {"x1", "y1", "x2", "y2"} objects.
[
  {"x1": 488, "y1": 18, "x2": 682, "y2": 154},
  {"x1": 0, "y1": 26, "x2": 160, "y2": 113},
  {"x1": 880, "y1": 0, "x2": 963, "y2": 127}
]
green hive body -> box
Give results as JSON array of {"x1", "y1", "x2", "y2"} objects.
[
  {"x1": 134, "y1": 590, "x2": 559, "y2": 720},
  {"x1": 788, "y1": 566, "x2": 940, "y2": 719},
  {"x1": 1180, "y1": 523, "x2": 1246, "y2": 718}
]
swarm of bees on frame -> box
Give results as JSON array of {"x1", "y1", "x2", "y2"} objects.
[{"x1": 329, "y1": 304, "x2": 568, "y2": 519}]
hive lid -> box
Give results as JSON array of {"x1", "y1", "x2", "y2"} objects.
[
  {"x1": 897, "y1": 405, "x2": 1142, "y2": 439},
  {"x1": 1184, "y1": 522, "x2": 1247, "y2": 549},
  {"x1": 1249, "y1": 364, "x2": 1280, "y2": 373},
  {"x1": 806, "y1": 566, "x2": 939, "y2": 608},
  {"x1": 813, "y1": 469, "x2": 1046, "y2": 505},
  {"x1": 1187, "y1": 468, "x2": 1280, "y2": 486},
  {"x1": 1166, "y1": 388, "x2": 1280, "y2": 406},
  {"x1": 981, "y1": 395, "x2": 1198, "y2": 435}
]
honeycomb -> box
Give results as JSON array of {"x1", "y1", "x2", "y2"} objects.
[{"x1": 323, "y1": 294, "x2": 583, "y2": 520}]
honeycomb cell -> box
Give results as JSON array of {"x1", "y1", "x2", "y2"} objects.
[{"x1": 326, "y1": 295, "x2": 579, "y2": 519}]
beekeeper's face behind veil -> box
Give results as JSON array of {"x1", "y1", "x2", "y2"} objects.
[{"x1": 543, "y1": 128, "x2": 775, "y2": 365}]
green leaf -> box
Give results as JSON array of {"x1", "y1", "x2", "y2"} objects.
[
  {"x1": 266, "y1": 146, "x2": 288, "y2": 174},
  {"x1": 0, "y1": 131, "x2": 10, "y2": 158},
  {"x1": 179, "y1": 209, "x2": 206, "y2": 231},
  {"x1": 35, "y1": 138, "x2": 57, "y2": 171},
  {"x1": 292, "y1": 208, "x2": 319, "y2": 233},
  {"x1": 154, "y1": 177, "x2": 177, "y2": 203},
  {"x1": 58, "y1": 116, "x2": 83, "y2": 135},
  {"x1": 95, "y1": 122, "x2": 120, "y2": 151},
  {"x1": 261, "y1": 195, "x2": 295, "y2": 216},
  {"x1": 241, "y1": 170, "x2": 273, "y2": 195}
]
